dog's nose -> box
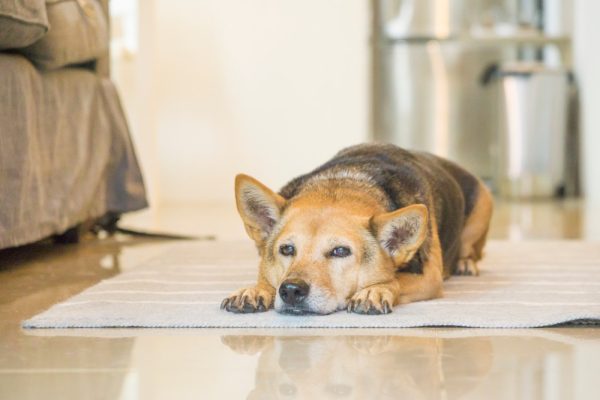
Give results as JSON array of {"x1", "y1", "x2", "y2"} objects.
[{"x1": 279, "y1": 279, "x2": 310, "y2": 306}]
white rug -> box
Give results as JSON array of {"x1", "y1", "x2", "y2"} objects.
[{"x1": 23, "y1": 241, "x2": 600, "y2": 329}]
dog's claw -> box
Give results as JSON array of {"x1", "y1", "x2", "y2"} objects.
[
  {"x1": 220, "y1": 298, "x2": 230, "y2": 310},
  {"x1": 226, "y1": 297, "x2": 237, "y2": 312},
  {"x1": 382, "y1": 300, "x2": 391, "y2": 314},
  {"x1": 364, "y1": 299, "x2": 372, "y2": 311},
  {"x1": 224, "y1": 295, "x2": 242, "y2": 312},
  {"x1": 347, "y1": 300, "x2": 354, "y2": 313},
  {"x1": 355, "y1": 299, "x2": 362, "y2": 311},
  {"x1": 234, "y1": 294, "x2": 254, "y2": 313},
  {"x1": 257, "y1": 297, "x2": 266, "y2": 312}
]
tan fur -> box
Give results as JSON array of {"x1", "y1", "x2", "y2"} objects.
[
  {"x1": 235, "y1": 174, "x2": 286, "y2": 249},
  {"x1": 223, "y1": 173, "x2": 492, "y2": 315},
  {"x1": 348, "y1": 211, "x2": 444, "y2": 312},
  {"x1": 370, "y1": 204, "x2": 429, "y2": 266},
  {"x1": 270, "y1": 188, "x2": 389, "y2": 313},
  {"x1": 456, "y1": 180, "x2": 493, "y2": 276},
  {"x1": 396, "y1": 215, "x2": 444, "y2": 303}
]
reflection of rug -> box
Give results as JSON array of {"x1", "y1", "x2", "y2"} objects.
[{"x1": 23, "y1": 241, "x2": 600, "y2": 329}]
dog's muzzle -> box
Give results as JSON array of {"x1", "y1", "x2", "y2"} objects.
[{"x1": 279, "y1": 279, "x2": 309, "y2": 307}]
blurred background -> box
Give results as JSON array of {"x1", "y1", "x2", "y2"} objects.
[{"x1": 108, "y1": 0, "x2": 600, "y2": 240}]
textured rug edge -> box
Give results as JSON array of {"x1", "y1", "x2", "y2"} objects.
[{"x1": 22, "y1": 315, "x2": 600, "y2": 330}]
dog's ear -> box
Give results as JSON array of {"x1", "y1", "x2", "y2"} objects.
[
  {"x1": 235, "y1": 174, "x2": 286, "y2": 246},
  {"x1": 370, "y1": 204, "x2": 428, "y2": 266}
]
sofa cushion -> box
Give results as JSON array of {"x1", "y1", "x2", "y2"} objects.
[
  {"x1": 21, "y1": 0, "x2": 108, "y2": 70},
  {"x1": 0, "y1": 0, "x2": 49, "y2": 50}
]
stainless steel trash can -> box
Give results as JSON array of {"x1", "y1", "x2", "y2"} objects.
[{"x1": 494, "y1": 63, "x2": 569, "y2": 198}]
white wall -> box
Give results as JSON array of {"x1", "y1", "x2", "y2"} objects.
[
  {"x1": 119, "y1": 0, "x2": 597, "y2": 209},
  {"x1": 128, "y1": 0, "x2": 370, "y2": 206},
  {"x1": 573, "y1": 0, "x2": 600, "y2": 240},
  {"x1": 574, "y1": 0, "x2": 600, "y2": 204},
  {"x1": 111, "y1": 0, "x2": 160, "y2": 207}
]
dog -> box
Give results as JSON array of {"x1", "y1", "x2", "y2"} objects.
[{"x1": 221, "y1": 143, "x2": 493, "y2": 315}]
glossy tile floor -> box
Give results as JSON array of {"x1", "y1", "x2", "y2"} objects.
[{"x1": 1, "y1": 200, "x2": 600, "y2": 400}]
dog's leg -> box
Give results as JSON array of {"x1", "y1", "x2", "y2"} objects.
[
  {"x1": 221, "y1": 275, "x2": 275, "y2": 313},
  {"x1": 455, "y1": 182, "x2": 493, "y2": 276},
  {"x1": 348, "y1": 260, "x2": 444, "y2": 314},
  {"x1": 349, "y1": 231, "x2": 444, "y2": 314}
]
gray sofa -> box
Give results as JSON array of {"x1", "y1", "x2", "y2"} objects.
[{"x1": 0, "y1": 0, "x2": 148, "y2": 249}]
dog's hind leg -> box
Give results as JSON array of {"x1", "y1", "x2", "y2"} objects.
[{"x1": 455, "y1": 182, "x2": 493, "y2": 276}]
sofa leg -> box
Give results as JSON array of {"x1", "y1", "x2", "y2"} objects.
[
  {"x1": 93, "y1": 212, "x2": 121, "y2": 235},
  {"x1": 53, "y1": 225, "x2": 86, "y2": 244}
]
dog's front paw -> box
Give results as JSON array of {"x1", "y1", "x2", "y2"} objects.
[
  {"x1": 221, "y1": 286, "x2": 274, "y2": 313},
  {"x1": 347, "y1": 286, "x2": 394, "y2": 315}
]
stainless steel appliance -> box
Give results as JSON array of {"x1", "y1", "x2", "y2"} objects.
[
  {"x1": 493, "y1": 63, "x2": 570, "y2": 198},
  {"x1": 371, "y1": 0, "x2": 573, "y2": 191}
]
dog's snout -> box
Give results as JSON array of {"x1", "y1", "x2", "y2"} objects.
[{"x1": 279, "y1": 279, "x2": 309, "y2": 306}]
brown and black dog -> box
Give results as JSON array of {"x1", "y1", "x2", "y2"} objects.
[{"x1": 221, "y1": 143, "x2": 493, "y2": 315}]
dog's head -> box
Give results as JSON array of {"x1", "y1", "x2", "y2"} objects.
[{"x1": 235, "y1": 174, "x2": 429, "y2": 315}]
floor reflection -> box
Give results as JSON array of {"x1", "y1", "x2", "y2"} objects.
[
  {"x1": 0, "y1": 234, "x2": 174, "y2": 322},
  {"x1": 220, "y1": 329, "x2": 599, "y2": 400},
  {"x1": 222, "y1": 334, "x2": 491, "y2": 399},
  {"x1": 489, "y1": 199, "x2": 591, "y2": 240},
  {"x1": 0, "y1": 235, "x2": 174, "y2": 400}
]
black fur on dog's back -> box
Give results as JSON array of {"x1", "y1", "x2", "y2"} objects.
[{"x1": 279, "y1": 143, "x2": 480, "y2": 276}]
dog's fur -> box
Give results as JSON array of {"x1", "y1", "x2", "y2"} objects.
[{"x1": 221, "y1": 143, "x2": 493, "y2": 315}]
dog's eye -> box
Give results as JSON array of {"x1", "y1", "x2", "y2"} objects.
[
  {"x1": 330, "y1": 246, "x2": 351, "y2": 258},
  {"x1": 279, "y1": 244, "x2": 296, "y2": 257}
]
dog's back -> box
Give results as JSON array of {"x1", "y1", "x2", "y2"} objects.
[{"x1": 279, "y1": 143, "x2": 482, "y2": 276}]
